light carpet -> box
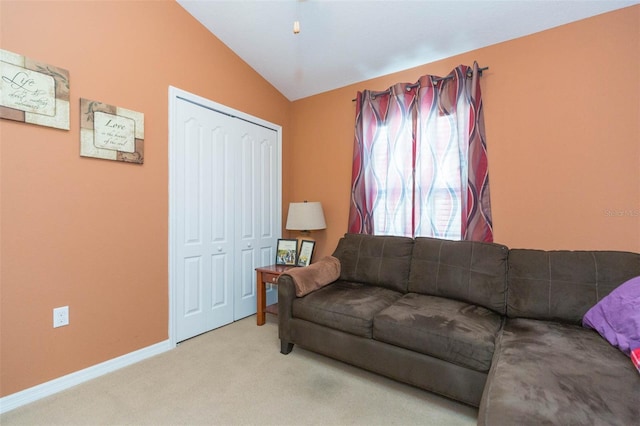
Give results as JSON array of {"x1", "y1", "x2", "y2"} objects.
[{"x1": 1, "y1": 315, "x2": 477, "y2": 425}]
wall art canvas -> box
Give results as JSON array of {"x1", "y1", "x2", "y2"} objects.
[
  {"x1": 80, "y1": 98, "x2": 144, "y2": 164},
  {"x1": 0, "y1": 49, "x2": 70, "y2": 130}
]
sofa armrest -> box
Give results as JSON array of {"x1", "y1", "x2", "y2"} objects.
[{"x1": 277, "y1": 274, "x2": 297, "y2": 353}]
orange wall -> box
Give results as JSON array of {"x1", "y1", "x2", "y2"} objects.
[
  {"x1": 0, "y1": 1, "x2": 290, "y2": 396},
  {"x1": 291, "y1": 5, "x2": 640, "y2": 258}
]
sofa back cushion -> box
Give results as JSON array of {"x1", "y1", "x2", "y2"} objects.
[
  {"x1": 408, "y1": 237, "x2": 509, "y2": 314},
  {"x1": 332, "y1": 233, "x2": 414, "y2": 293},
  {"x1": 507, "y1": 249, "x2": 640, "y2": 324}
]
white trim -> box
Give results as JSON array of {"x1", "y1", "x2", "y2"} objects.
[
  {"x1": 0, "y1": 340, "x2": 171, "y2": 414},
  {"x1": 168, "y1": 86, "x2": 282, "y2": 346}
]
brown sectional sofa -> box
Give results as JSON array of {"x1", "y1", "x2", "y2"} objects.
[{"x1": 278, "y1": 233, "x2": 640, "y2": 425}]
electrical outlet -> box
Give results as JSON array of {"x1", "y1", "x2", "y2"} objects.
[{"x1": 53, "y1": 306, "x2": 69, "y2": 328}]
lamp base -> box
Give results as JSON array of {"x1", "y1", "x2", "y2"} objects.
[{"x1": 295, "y1": 231, "x2": 314, "y2": 247}]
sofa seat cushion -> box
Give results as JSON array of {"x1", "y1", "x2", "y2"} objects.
[
  {"x1": 292, "y1": 281, "x2": 403, "y2": 338},
  {"x1": 478, "y1": 318, "x2": 640, "y2": 426},
  {"x1": 373, "y1": 293, "x2": 502, "y2": 372}
]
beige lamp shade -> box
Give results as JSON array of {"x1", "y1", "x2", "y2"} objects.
[{"x1": 286, "y1": 201, "x2": 326, "y2": 231}]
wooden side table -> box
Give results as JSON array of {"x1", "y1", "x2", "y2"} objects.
[{"x1": 255, "y1": 264, "x2": 295, "y2": 326}]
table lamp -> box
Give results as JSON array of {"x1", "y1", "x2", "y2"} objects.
[{"x1": 285, "y1": 201, "x2": 326, "y2": 244}]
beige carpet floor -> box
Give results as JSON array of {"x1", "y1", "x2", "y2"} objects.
[{"x1": 1, "y1": 315, "x2": 477, "y2": 425}]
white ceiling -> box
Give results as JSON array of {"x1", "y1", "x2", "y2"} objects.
[{"x1": 177, "y1": 0, "x2": 638, "y2": 101}]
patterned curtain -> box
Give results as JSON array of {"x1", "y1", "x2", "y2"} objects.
[{"x1": 348, "y1": 62, "x2": 493, "y2": 242}]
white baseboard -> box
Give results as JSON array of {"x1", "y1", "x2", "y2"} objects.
[{"x1": 0, "y1": 339, "x2": 173, "y2": 414}]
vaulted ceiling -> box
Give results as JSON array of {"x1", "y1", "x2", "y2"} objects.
[{"x1": 177, "y1": 0, "x2": 638, "y2": 101}]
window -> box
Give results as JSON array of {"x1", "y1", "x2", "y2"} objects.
[{"x1": 349, "y1": 64, "x2": 493, "y2": 242}]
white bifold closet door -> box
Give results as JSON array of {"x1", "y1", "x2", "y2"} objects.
[{"x1": 173, "y1": 96, "x2": 279, "y2": 342}]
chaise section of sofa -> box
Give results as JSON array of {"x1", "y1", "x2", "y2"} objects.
[
  {"x1": 478, "y1": 249, "x2": 640, "y2": 425},
  {"x1": 479, "y1": 318, "x2": 639, "y2": 426}
]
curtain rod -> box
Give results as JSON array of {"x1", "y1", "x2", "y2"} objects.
[{"x1": 351, "y1": 66, "x2": 489, "y2": 102}]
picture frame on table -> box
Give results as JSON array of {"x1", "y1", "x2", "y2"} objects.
[
  {"x1": 275, "y1": 239, "x2": 298, "y2": 265},
  {"x1": 297, "y1": 240, "x2": 315, "y2": 267}
]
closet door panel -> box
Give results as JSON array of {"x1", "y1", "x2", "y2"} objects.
[
  {"x1": 175, "y1": 98, "x2": 234, "y2": 341},
  {"x1": 234, "y1": 124, "x2": 279, "y2": 319}
]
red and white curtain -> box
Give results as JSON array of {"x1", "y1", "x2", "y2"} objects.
[{"x1": 348, "y1": 62, "x2": 493, "y2": 241}]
